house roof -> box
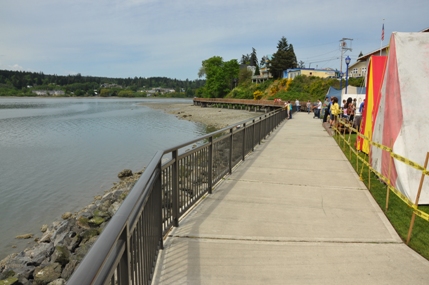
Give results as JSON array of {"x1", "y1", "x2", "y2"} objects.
[
  {"x1": 357, "y1": 27, "x2": 429, "y2": 62},
  {"x1": 357, "y1": 46, "x2": 388, "y2": 62}
]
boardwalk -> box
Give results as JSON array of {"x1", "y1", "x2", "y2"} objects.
[{"x1": 152, "y1": 112, "x2": 429, "y2": 284}]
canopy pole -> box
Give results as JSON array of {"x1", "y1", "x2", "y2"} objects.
[{"x1": 406, "y1": 152, "x2": 429, "y2": 244}]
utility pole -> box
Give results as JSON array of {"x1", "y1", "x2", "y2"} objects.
[{"x1": 339, "y1": 38, "x2": 353, "y2": 94}]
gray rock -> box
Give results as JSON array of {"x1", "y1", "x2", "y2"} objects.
[
  {"x1": 93, "y1": 209, "x2": 110, "y2": 219},
  {"x1": 60, "y1": 260, "x2": 79, "y2": 280},
  {"x1": 33, "y1": 263, "x2": 62, "y2": 285},
  {"x1": 17, "y1": 275, "x2": 31, "y2": 285},
  {"x1": 39, "y1": 229, "x2": 53, "y2": 243},
  {"x1": 118, "y1": 169, "x2": 133, "y2": 178},
  {"x1": 80, "y1": 229, "x2": 99, "y2": 244},
  {"x1": 73, "y1": 239, "x2": 96, "y2": 262},
  {"x1": 88, "y1": 216, "x2": 105, "y2": 227},
  {"x1": 26, "y1": 242, "x2": 54, "y2": 266},
  {"x1": 15, "y1": 234, "x2": 33, "y2": 239},
  {"x1": 50, "y1": 246, "x2": 70, "y2": 266},
  {"x1": 52, "y1": 220, "x2": 73, "y2": 247},
  {"x1": 108, "y1": 201, "x2": 121, "y2": 216},
  {"x1": 61, "y1": 212, "x2": 72, "y2": 220},
  {"x1": 0, "y1": 277, "x2": 19, "y2": 285},
  {"x1": 48, "y1": 279, "x2": 66, "y2": 285}
]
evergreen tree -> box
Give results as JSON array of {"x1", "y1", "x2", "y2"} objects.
[
  {"x1": 268, "y1": 36, "x2": 298, "y2": 79},
  {"x1": 250, "y1": 47, "x2": 258, "y2": 67}
]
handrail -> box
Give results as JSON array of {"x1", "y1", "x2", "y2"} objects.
[
  {"x1": 67, "y1": 151, "x2": 163, "y2": 285},
  {"x1": 68, "y1": 107, "x2": 287, "y2": 285},
  {"x1": 193, "y1": 97, "x2": 285, "y2": 107}
]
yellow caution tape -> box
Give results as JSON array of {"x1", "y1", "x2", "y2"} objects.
[
  {"x1": 414, "y1": 209, "x2": 429, "y2": 222},
  {"x1": 390, "y1": 152, "x2": 428, "y2": 174},
  {"x1": 334, "y1": 121, "x2": 429, "y2": 222},
  {"x1": 388, "y1": 185, "x2": 415, "y2": 208}
]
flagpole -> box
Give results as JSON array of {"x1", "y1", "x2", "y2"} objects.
[{"x1": 380, "y1": 19, "x2": 385, "y2": 56}]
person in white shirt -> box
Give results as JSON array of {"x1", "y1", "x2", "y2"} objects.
[{"x1": 295, "y1": 99, "x2": 300, "y2": 112}]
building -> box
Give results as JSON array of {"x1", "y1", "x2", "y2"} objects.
[
  {"x1": 32, "y1": 90, "x2": 65, "y2": 96},
  {"x1": 347, "y1": 27, "x2": 429, "y2": 79},
  {"x1": 283, "y1": 68, "x2": 337, "y2": 80}
]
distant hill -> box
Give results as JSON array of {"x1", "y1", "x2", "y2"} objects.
[{"x1": 0, "y1": 69, "x2": 205, "y2": 97}]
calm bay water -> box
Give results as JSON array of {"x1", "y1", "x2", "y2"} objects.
[{"x1": 0, "y1": 97, "x2": 208, "y2": 259}]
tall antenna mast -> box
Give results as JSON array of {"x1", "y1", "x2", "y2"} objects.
[{"x1": 339, "y1": 38, "x2": 353, "y2": 76}]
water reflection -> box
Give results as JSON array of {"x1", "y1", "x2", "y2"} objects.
[{"x1": 0, "y1": 97, "x2": 206, "y2": 259}]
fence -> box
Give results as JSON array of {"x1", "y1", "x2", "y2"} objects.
[
  {"x1": 67, "y1": 108, "x2": 287, "y2": 285},
  {"x1": 333, "y1": 117, "x2": 429, "y2": 244}
]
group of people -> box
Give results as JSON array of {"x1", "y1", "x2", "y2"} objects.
[
  {"x1": 318, "y1": 96, "x2": 364, "y2": 128},
  {"x1": 282, "y1": 98, "x2": 365, "y2": 128}
]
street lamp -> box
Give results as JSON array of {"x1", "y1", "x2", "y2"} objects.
[{"x1": 345, "y1": 56, "x2": 351, "y2": 94}]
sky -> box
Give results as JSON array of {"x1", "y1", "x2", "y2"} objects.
[{"x1": 1, "y1": 0, "x2": 428, "y2": 81}]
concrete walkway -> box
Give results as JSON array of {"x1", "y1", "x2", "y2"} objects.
[{"x1": 152, "y1": 112, "x2": 429, "y2": 285}]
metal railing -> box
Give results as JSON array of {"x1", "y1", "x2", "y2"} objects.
[
  {"x1": 193, "y1": 97, "x2": 285, "y2": 108},
  {"x1": 67, "y1": 108, "x2": 287, "y2": 285}
]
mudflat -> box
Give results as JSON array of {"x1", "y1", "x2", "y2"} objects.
[{"x1": 142, "y1": 102, "x2": 261, "y2": 129}]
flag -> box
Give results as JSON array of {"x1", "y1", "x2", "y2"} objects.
[{"x1": 381, "y1": 24, "x2": 384, "y2": 41}]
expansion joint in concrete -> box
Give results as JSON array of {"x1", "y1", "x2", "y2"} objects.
[{"x1": 167, "y1": 235, "x2": 403, "y2": 245}]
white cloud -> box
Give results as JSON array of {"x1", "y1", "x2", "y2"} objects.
[{"x1": 1, "y1": 0, "x2": 428, "y2": 79}]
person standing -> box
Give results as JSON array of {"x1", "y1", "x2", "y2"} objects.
[
  {"x1": 295, "y1": 99, "x2": 300, "y2": 112},
  {"x1": 288, "y1": 101, "x2": 292, "y2": 119},
  {"x1": 314, "y1": 99, "x2": 322, "y2": 119},
  {"x1": 347, "y1": 97, "x2": 356, "y2": 122},
  {"x1": 322, "y1": 96, "x2": 331, "y2": 123},
  {"x1": 306, "y1": 100, "x2": 311, "y2": 114},
  {"x1": 330, "y1": 97, "x2": 340, "y2": 128},
  {"x1": 359, "y1": 99, "x2": 365, "y2": 114}
]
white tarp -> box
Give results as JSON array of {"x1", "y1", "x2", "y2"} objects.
[{"x1": 372, "y1": 32, "x2": 429, "y2": 204}]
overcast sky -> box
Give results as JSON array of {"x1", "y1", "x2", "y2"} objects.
[{"x1": 1, "y1": 0, "x2": 427, "y2": 80}]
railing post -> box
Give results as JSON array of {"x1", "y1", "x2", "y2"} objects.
[
  {"x1": 119, "y1": 229, "x2": 129, "y2": 285},
  {"x1": 252, "y1": 119, "x2": 255, "y2": 151},
  {"x1": 242, "y1": 123, "x2": 246, "y2": 161},
  {"x1": 208, "y1": 136, "x2": 213, "y2": 194},
  {"x1": 258, "y1": 116, "x2": 262, "y2": 145},
  {"x1": 229, "y1": 128, "x2": 233, "y2": 174},
  {"x1": 157, "y1": 162, "x2": 164, "y2": 250},
  {"x1": 172, "y1": 150, "x2": 179, "y2": 227}
]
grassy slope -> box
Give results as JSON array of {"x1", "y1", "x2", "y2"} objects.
[{"x1": 335, "y1": 133, "x2": 429, "y2": 260}]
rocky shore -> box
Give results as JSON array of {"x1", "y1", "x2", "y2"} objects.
[
  {"x1": 0, "y1": 170, "x2": 142, "y2": 285},
  {"x1": 0, "y1": 103, "x2": 258, "y2": 285}
]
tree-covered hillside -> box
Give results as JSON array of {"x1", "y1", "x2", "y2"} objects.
[{"x1": 0, "y1": 70, "x2": 205, "y2": 97}]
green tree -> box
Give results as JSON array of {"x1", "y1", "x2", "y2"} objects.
[
  {"x1": 238, "y1": 68, "x2": 253, "y2": 86},
  {"x1": 198, "y1": 56, "x2": 239, "y2": 98},
  {"x1": 250, "y1": 47, "x2": 258, "y2": 67},
  {"x1": 269, "y1": 36, "x2": 298, "y2": 79},
  {"x1": 240, "y1": 54, "x2": 250, "y2": 65},
  {"x1": 100, "y1": 88, "x2": 111, "y2": 97}
]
